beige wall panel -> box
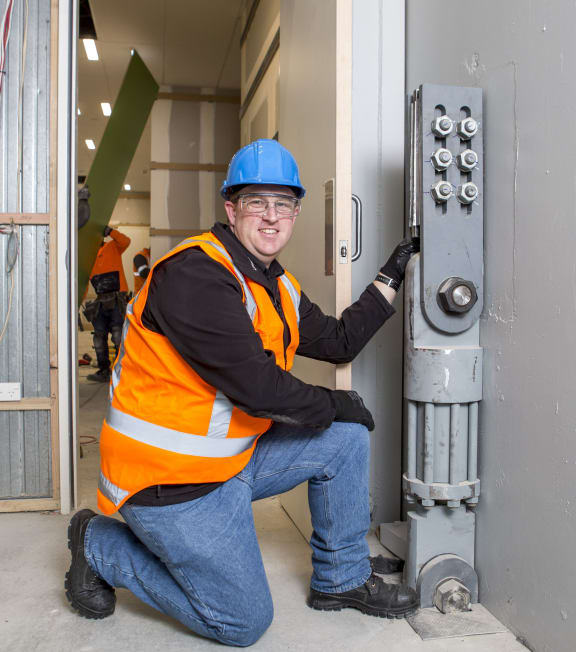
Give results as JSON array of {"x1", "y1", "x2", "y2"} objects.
[
  {"x1": 110, "y1": 198, "x2": 150, "y2": 226},
  {"x1": 244, "y1": 0, "x2": 280, "y2": 79},
  {"x1": 240, "y1": 52, "x2": 279, "y2": 145}
]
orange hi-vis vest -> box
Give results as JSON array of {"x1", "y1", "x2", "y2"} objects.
[{"x1": 97, "y1": 231, "x2": 301, "y2": 514}]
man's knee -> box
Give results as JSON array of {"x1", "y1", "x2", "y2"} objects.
[
  {"x1": 93, "y1": 330, "x2": 108, "y2": 348},
  {"x1": 218, "y1": 601, "x2": 274, "y2": 647},
  {"x1": 110, "y1": 326, "x2": 122, "y2": 349},
  {"x1": 331, "y1": 421, "x2": 370, "y2": 453}
]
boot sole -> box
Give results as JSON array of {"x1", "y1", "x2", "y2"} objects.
[
  {"x1": 65, "y1": 514, "x2": 115, "y2": 619},
  {"x1": 307, "y1": 594, "x2": 419, "y2": 620}
]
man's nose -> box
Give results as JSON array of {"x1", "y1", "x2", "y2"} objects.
[{"x1": 261, "y1": 204, "x2": 280, "y2": 220}]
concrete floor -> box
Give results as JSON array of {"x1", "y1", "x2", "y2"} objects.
[{"x1": 0, "y1": 339, "x2": 528, "y2": 651}]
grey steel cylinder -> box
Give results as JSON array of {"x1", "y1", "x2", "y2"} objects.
[{"x1": 403, "y1": 256, "x2": 482, "y2": 508}]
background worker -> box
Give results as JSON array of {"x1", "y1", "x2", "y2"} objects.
[
  {"x1": 132, "y1": 246, "x2": 150, "y2": 294},
  {"x1": 84, "y1": 225, "x2": 131, "y2": 383},
  {"x1": 65, "y1": 140, "x2": 419, "y2": 645}
]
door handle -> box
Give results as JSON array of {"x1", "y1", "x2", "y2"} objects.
[{"x1": 351, "y1": 194, "x2": 362, "y2": 262}]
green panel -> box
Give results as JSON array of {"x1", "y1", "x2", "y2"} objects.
[{"x1": 77, "y1": 51, "x2": 158, "y2": 305}]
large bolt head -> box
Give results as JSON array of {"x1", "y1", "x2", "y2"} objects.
[
  {"x1": 430, "y1": 181, "x2": 453, "y2": 203},
  {"x1": 457, "y1": 182, "x2": 479, "y2": 204},
  {"x1": 457, "y1": 117, "x2": 478, "y2": 140},
  {"x1": 438, "y1": 277, "x2": 478, "y2": 314},
  {"x1": 456, "y1": 149, "x2": 478, "y2": 171},
  {"x1": 431, "y1": 148, "x2": 453, "y2": 171},
  {"x1": 434, "y1": 579, "x2": 472, "y2": 614},
  {"x1": 431, "y1": 115, "x2": 453, "y2": 137}
]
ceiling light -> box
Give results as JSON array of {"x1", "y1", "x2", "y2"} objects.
[
  {"x1": 101, "y1": 102, "x2": 112, "y2": 116},
  {"x1": 85, "y1": 139, "x2": 96, "y2": 150},
  {"x1": 124, "y1": 184, "x2": 131, "y2": 191},
  {"x1": 77, "y1": 107, "x2": 81, "y2": 116},
  {"x1": 83, "y1": 39, "x2": 99, "y2": 61}
]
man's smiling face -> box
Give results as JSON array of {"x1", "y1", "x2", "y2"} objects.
[{"x1": 224, "y1": 184, "x2": 300, "y2": 267}]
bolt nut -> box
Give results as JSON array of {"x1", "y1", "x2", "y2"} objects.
[
  {"x1": 457, "y1": 117, "x2": 478, "y2": 140},
  {"x1": 431, "y1": 115, "x2": 453, "y2": 137},
  {"x1": 437, "y1": 277, "x2": 478, "y2": 314},
  {"x1": 457, "y1": 182, "x2": 479, "y2": 204},
  {"x1": 431, "y1": 148, "x2": 453, "y2": 171},
  {"x1": 434, "y1": 579, "x2": 472, "y2": 614},
  {"x1": 456, "y1": 149, "x2": 478, "y2": 171},
  {"x1": 430, "y1": 181, "x2": 453, "y2": 203}
]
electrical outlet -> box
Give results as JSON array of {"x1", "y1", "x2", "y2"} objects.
[{"x1": 0, "y1": 383, "x2": 22, "y2": 401}]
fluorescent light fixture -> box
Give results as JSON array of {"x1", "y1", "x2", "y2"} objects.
[
  {"x1": 83, "y1": 38, "x2": 99, "y2": 61},
  {"x1": 101, "y1": 102, "x2": 112, "y2": 116},
  {"x1": 85, "y1": 139, "x2": 96, "y2": 150},
  {"x1": 77, "y1": 107, "x2": 81, "y2": 116},
  {"x1": 123, "y1": 184, "x2": 131, "y2": 191}
]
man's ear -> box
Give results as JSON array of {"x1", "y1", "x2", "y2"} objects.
[{"x1": 224, "y1": 201, "x2": 237, "y2": 227}]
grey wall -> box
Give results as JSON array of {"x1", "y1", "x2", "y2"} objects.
[
  {"x1": 351, "y1": 0, "x2": 405, "y2": 526},
  {"x1": 406, "y1": 2, "x2": 576, "y2": 650}
]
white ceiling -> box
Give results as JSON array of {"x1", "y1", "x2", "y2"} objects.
[{"x1": 77, "y1": 0, "x2": 243, "y2": 191}]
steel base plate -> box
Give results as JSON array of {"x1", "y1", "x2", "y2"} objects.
[{"x1": 407, "y1": 604, "x2": 508, "y2": 640}]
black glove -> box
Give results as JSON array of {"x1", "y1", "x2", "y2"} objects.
[
  {"x1": 103, "y1": 225, "x2": 112, "y2": 237},
  {"x1": 330, "y1": 390, "x2": 375, "y2": 431},
  {"x1": 377, "y1": 237, "x2": 420, "y2": 291}
]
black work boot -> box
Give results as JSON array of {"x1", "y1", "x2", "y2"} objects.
[
  {"x1": 87, "y1": 369, "x2": 111, "y2": 383},
  {"x1": 65, "y1": 509, "x2": 116, "y2": 619},
  {"x1": 307, "y1": 572, "x2": 419, "y2": 619},
  {"x1": 370, "y1": 554, "x2": 405, "y2": 575}
]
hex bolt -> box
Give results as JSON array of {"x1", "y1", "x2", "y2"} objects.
[
  {"x1": 437, "y1": 277, "x2": 478, "y2": 314},
  {"x1": 431, "y1": 181, "x2": 453, "y2": 203},
  {"x1": 452, "y1": 285, "x2": 472, "y2": 307},
  {"x1": 457, "y1": 117, "x2": 478, "y2": 140},
  {"x1": 434, "y1": 579, "x2": 472, "y2": 614},
  {"x1": 421, "y1": 499, "x2": 435, "y2": 508},
  {"x1": 431, "y1": 115, "x2": 453, "y2": 137},
  {"x1": 447, "y1": 499, "x2": 461, "y2": 509},
  {"x1": 456, "y1": 182, "x2": 478, "y2": 204},
  {"x1": 456, "y1": 149, "x2": 478, "y2": 171},
  {"x1": 431, "y1": 148, "x2": 453, "y2": 171}
]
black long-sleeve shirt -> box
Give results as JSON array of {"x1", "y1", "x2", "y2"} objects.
[{"x1": 128, "y1": 222, "x2": 395, "y2": 505}]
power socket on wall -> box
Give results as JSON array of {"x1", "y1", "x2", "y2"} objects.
[{"x1": 0, "y1": 383, "x2": 22, "y2": 401}]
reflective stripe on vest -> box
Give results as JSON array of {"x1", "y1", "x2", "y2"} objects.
[
  {"x1": 99, "y1": 470, "x2": 129, "y2": 506},
  {"x1": 106, "y1": 405, "x2": 260, "y2": 456},
  {"x1": 279, "y1": 274, "x2": 301, "y2": 326},
  {"x1": 110, "y1": 302, "x2": 133, "y2": 401}
]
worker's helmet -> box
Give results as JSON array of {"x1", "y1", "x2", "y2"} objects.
[{"x1": 220, "y1": 139, "x2": 306, "y2": 199}]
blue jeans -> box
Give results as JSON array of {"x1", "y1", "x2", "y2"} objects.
[{"x1": 85, "y1": 421, "x2": 371, "y2": 647}]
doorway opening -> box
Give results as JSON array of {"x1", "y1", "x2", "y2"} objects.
[{"x1": 75, "y1": 0, "x2": 281, "y2": 508}]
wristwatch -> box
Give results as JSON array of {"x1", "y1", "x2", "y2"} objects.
[{"x1": 374, "y1": 273, "x2": 400, "y2": 292}]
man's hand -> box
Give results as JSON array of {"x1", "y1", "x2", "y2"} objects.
[
  {"x1": 378, "y1": 237, "x2": 420, "y2": 291},
  {"x1": 330, "y1": 390, "x2": 375, "y2": 431},
  {"x1": 103, "y1": 225, "x2": 112, "y2": 237}
]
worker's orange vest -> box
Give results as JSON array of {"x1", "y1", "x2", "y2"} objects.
[
  {"x1": 132, "y1": 248, "x2": 150, "y2": 294},
  {"x1": 97, "y1": 231, "x2": 301, "y2": 514}
]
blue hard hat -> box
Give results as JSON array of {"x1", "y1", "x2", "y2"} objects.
[{"x1": 220, "y1": 139, "x2": 306, "y2": 199}]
